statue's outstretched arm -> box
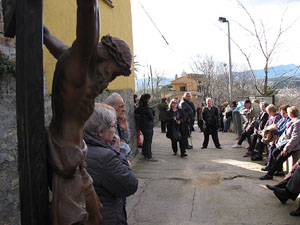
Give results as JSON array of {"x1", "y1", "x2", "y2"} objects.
[
  {"x1": 74, "y1": 0, "x2": 100, "y2": 58},
  {"x1": 43, "y1": 25, "x2": 69, "y2": 60}
]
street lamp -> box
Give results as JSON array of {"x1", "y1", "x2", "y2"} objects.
[{"x1": 219, "y1": 17, "x2": 233, "y2": 103}]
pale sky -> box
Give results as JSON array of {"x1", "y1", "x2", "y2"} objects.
[{"x1": 131, "y1": 0, "x2": 300, "y2": 78}]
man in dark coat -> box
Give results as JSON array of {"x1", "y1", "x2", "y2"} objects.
[
  {"x1": 157, "y1": 97, "x2": 169, "y2": 133},
  {"x1": 179, "y1": 92, "x2": 194, "y2": 149},
  {"x1": 202, "y1": 98, "x2": 221, "y2": 149}
]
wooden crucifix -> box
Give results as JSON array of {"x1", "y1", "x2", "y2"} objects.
[
  {"x1": 3, "y1": 0, "x2": 50, "y2": 224},
  {"x1": 3, "y1": 0, "x2": 132, "y2": 224}
]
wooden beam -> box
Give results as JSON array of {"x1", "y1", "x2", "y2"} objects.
[{"x1": 16, "y1": 0, "x2": 50, "y2": 224}]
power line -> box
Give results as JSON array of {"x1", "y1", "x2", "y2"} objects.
[
  {"x1": 137, "y1": 0, "x2": 169, "y2": 46},
  {"x1": 137, "y1": 0, "x2": 186, "y2": 70}
]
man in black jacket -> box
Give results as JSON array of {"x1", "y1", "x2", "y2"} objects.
[
  {"x1": 179, "y1": 92, "x2": 194, "y2": 149},
  {"x1": 202, "y1": 98, "x2": 221, "y2": 149}
]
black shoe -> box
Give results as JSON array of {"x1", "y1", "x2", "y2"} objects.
[
  {"x1": 216, "y1": 146, "x2": 222, "y2": 149},
  {"x1": 181, "y1": 153, "x2": 188, "y2": 157},
  {"x1": 259, "y1": 174, "x2": 273, "y2": 180},
  {"x1": 186, "y1": 145, "x2": 193, "y2": 149},
  {"x1": 266, "y1": 184, "x2": 277, "y2": 191},
  {"x1": 173, "y1": 152, "x2": 177, "y2": 156},
  {"x1": 138, "y1": 145, "x2": 142, "y2": 148},
  {"x1": 273, "y1": 187, "x2": 289, "y2": 204},
  {"x1": 274, "y1": 171, "x2": 285, "y2": 176},
  {"x1": 251, "y1": 155, "x2": 263, "y2": 161},
  {"x1": 290, "y1": 207, "x2": 300, "y2": 216},
  {"x1": 261, "y1": 166, "x2": 271, "y2": 171},
  {"x1": 201, "y1": 146, "x2": 207, "y2": 149}
]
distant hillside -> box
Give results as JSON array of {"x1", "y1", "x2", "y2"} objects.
[
  {"x1": 252, "y1": 64, "x2": 300, "y2": 79},
  {"x1": 135, "y1": 64, "x2": 300, "y2": 88},
  {"x1": 135, "y1": 77, "x2": 173, "y2": 88}
]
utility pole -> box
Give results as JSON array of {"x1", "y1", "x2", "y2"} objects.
[
  {"x1": 219, "y1": 17, "x2": 233, "y2": 103},
  {"x1": 150, "y1": 65, "x2": 154, "y2": 96}
]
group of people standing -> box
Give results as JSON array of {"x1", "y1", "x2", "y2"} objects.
[{"x1": 156, "y1": 92, "x2": 222, "y2": 158}]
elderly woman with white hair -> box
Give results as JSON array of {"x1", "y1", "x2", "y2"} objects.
[{"x1": 84, "y1": 103, "x2": 138, "y2": 225}]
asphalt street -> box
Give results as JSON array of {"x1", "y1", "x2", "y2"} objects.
[{"x1": 126, "y1": 127, "x2": 300, "y2": 225}]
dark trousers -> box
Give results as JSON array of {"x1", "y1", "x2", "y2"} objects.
[
  {"x1": 223, "y1": 116, "x2": 232, "y2": 132},
  {"x1": 267, "y1": 144, "x2": 278, "y2": 167},
  {"x1": 276, "y1": 159, "x2": 300, "y2": 188},
  {"x1": 198, "y1": 119, "x2": 204, "y2": 131},
  {"x1": 161, "y1": 121, "x2": 166, "y2": 132},
  {"x1": 253, "y1": 134, "x2": 265, "y2": 157},
  {"x1": 190, "y1": 120, "x2": 195, "y2": 132},
  {"x1": 203, "y1": 126, "x2": 220, "y2": 148},
  {"x1": 171, "y1": 140, "x2": 186, "y2": 155},
  {"x1": 267, "y1": 146, "x2": 293, "y2": 176},
  {"x1": 140, "y1": 128, "x2": 154, "y2": 159},
  {"x1": 238, "y1": 127, "x2": 254, "y2": 146}
]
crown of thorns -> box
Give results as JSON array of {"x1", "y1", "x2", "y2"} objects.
[{"x1": 101, "y1": 34, "x2": 132, "y2": 75}]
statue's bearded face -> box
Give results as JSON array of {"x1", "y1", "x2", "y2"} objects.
[{"x1": 98, "y1": 36, "x2": 133, "y2": 77}]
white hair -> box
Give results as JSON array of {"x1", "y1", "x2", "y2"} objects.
[
  {"x1": 84, "y1": 103, "x2": 116, "y2": 135},
  {"x1": 183, "y1": 92, "x2": 192, "y2": 98},
  {"x1": 104, "y1": 92, "x2": 122, "y2": 107},
  {"x1": 206, "y1": 97, "x2": 213, "y2": 103}
]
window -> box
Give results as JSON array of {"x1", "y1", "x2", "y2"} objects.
[
  {"x1": 180, "y1": 86, "x2": 186, "y2": 92},
  {"x1": 103, "y1": 0, "x2": 114, "y2": 8}
]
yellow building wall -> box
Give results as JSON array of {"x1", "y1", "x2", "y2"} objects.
[
  {"x1": 171, "y1": 76, "x2": 197, "y2": 92},
  {"x1": 43, "y1": 0, "x2": 134, "y2": 93}
]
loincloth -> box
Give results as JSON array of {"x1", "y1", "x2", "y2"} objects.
[{"x1": 46, "y1": 128, "x2": 95, "y2": 225}]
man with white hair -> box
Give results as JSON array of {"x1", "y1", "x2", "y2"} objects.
[
  {"x1": 202, "y1": 98, "x2": 221, "y2": 149},
  {"x1": 104, "y1": 93, "x2": 131, "y2": 157}
]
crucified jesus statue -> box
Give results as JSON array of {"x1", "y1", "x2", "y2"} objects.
[{"x1": 43, "y1": 0, "x2": 132, "y2": 224}]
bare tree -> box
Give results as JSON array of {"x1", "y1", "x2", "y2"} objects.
[
  {"x1": 190, "y1": 55, "x2": 216, "y2": 98},
  {"x1": 229, "y1": 0, "x2": 300, "y2": 96}
]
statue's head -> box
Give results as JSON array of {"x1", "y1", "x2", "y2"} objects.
[{"x1": 96, "y1": 35, "x2": 132, "y2": 80}]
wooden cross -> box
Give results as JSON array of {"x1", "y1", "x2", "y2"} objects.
[{"x1": 3, "y1": 0, "x2": 50, "y2": 224}]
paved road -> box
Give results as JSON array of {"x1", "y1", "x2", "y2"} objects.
[{"x1": 126, "y1": 127, "x2": 300, "y2": 225}]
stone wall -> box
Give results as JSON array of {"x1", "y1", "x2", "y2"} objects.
[
  {"x1": 0, "y1": 74, "x2": 20, "y2": 225},
  {"x1": 0, "y1": 1, "x2": 19, "y2": 224}
]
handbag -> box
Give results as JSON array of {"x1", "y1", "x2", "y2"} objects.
[{"x1": 172, "y1": 124, "x2": 182, "y2": 142}]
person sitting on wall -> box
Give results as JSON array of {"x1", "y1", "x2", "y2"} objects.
[
  {"x1": 265, "y1": 158, "x2": 300, "y2": 216},
  {"x1": 259, "y1": 106, "x2": 300, "y2": 180},
  {"x1": 261, "y1": 104, "x2": 291, "y2": 172},
  {"x1": 243, "y1": 102, "x2": 269, "y2": 157},
  {"x1": 232, "y1": 99, "x2": 258, "y2": 149},
  {"x1": 251, "y1": 104, "x2": 282, "y2": 161}
]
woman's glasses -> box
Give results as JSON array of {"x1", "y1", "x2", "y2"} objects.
[{"x1": 109, "y1": 124, "x2": 117, "y2": 129}]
